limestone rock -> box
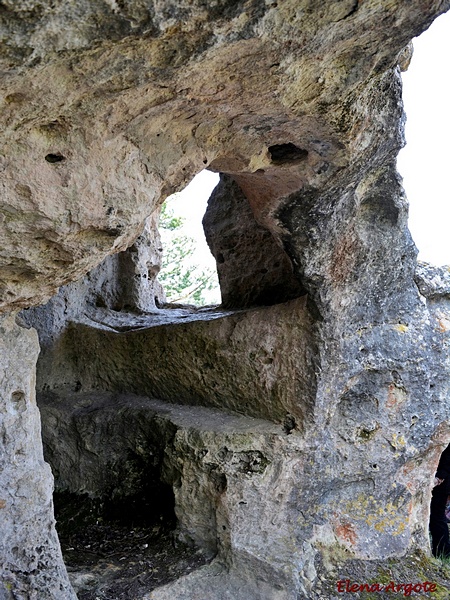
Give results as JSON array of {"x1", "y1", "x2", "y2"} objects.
[
  {"x1": 19, "y1": 214, "x2": 165, "y2": 354},
  {"x1": 2, "y1": 1, "x2": 450, "y2": 599},
  {"x1": 89, "y1": 213, "x2": 166, "y2": 312},
  {"x1": 415, "y1": 261, "x2": 450, "y2": 299},
  {"x1": 37, "y1": 390, "x2": 320, "y2": 598},
  {"x1": 0, "y1": 0, "x2": 448, "y2": 312},
  {"x1": 29, "y1": 297, "x2": 318, "y2": 425},
  {"x1": 203, "y1": 174, "x2": 305, "y2": 308},
  {"x1": 0, "y1": 314, "x2": 75, "y2": 600}
]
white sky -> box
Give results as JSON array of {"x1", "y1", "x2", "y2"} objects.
[
  {"x1": 397, "y1": 10, "x2": 450, "y2": 266},
  {"x1": 164, "y1": 169, "x2": 219, "y2": 265},
  {"x1": 168, "y1": 10, "x2": 450, "y2": 278}
]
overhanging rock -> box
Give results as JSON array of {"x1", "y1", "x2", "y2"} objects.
[{"x1": 2, "y1": 1, "x2": 450, "y2": 598}]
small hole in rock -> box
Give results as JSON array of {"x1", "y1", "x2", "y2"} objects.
[
  {"x1": 11, "y1": 390, "x2": 25, "y2": 403},
  {"x1": 45, "y1": 153, "x2": 66, "y2": 163}
]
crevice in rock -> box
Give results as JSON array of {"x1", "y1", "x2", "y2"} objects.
[{"x1": 336, "y1": 0, "x2": 359, "y2": 22}]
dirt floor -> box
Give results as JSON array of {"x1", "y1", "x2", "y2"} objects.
[{"x1": 55, "y1": 492, "x2": 209, "y2": 600}]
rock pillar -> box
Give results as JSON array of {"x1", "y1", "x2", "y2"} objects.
[{"x1": 0, "y1": 314, "x2": 75, "y2": 599}]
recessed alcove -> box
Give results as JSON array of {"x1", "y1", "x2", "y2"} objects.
[
  {"x1": 18, "y1": 164, "x2": 316, "y2": 598},
  {"x1": 44, "y1": 392, "x2": 210, "y2": 599},
  {"x1": 268, "y1": 143, "x2": 309, "y2": 165}
]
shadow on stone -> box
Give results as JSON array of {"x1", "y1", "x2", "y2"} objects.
[{"x1": 54, "y1": 484, "x2": 208, "y2": 599}]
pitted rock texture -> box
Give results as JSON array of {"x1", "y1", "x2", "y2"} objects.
[
  {"x1": 37, "y1": 388, "x2": 450, "y2": 600},
  {"x1": 415, "y1": 261, "x2": 450, "y2": 299},
  {"x1": 203, "y1": 174, "x2": 305, "y2": 308},
  {"x1": 0, "y1": 314, "x2": 76, "y2": 600},
  {"x1": 0, "y1": 0, "x2": 448, "y2": 312},
  {"x1": 3, "y1": 1, "x2": 450, "y2": 599}
]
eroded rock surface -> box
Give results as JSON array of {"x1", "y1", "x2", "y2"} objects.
[
  {"x1": 0, "y1": 315, "x2": 76, "y2": 600},
  {"x1": 0, "y1": 0, "x2": 447, "y2": 312},
  {"x1": 38, "y1": 391, "x2": 314, "y2": 597},
  {"x1": 27, "y1": 296, "x2": 317, "y2": 425},
  {"x1": 2, "y1": 1, "x2": 450, "y2": 599},
  {"x1": 203, "y1": 174, "x2": 305, "y2": 308}
]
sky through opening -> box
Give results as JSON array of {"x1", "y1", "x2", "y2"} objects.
[{"x1": 397, "y1": 10, "x2": 450, "y2": 266}]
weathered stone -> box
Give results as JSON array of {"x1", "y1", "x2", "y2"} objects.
[
  {"x1": 0, "y1": 314, "x2": 75, "y2": 599},
  {"x1": 19, "y1": 214, "x2": 165, "y2": 356},
  {"x1": 0, "y1": 0, "x2": 447, "y2": 313},
  {"x1": 203, "y1": 174, "x2": 305, "y2": 308},
  {"x1": 415, "y1": 261, "x2": 450, "y2": 299},
  {"x1": 2, "y1": 1, "x2": 450, "y2": 598},
  {"x1": 90, "y1": 213, "x2": 166, "y2": 312},
  {"x1": 29, "y1": 297, "x2": 317, "y2": 425},
  {"x1": 37, "y1": 390, "x2": 322, "y2": 598}
]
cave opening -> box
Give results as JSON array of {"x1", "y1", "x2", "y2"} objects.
[
  {"x1": 158, "y1": 170, "x2": 221, "y2": 307},
  {"x1": 53, "y1": 482, "x2": 209, "y2": 599},
  {"x1": 156, "y1": 168, "x2": 307, "y2": 312},
  {"x1": 44, "y1": 395, "x2": 212, "y2": 599},
  {"x1": 429, "y1": 443, "x2": 450, "y2": 561}
]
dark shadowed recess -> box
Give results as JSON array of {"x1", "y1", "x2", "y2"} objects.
[{"x1": 54, "y1": 482, "x2": 208, "y2": 599}]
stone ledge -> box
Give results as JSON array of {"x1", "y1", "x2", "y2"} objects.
[{"x1": 39, "y1": 391, "x2": 308, "y2": 598}]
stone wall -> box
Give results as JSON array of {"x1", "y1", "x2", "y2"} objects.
[{"x1": 2, "y1": 0, "x2": 450, "y2": 598}]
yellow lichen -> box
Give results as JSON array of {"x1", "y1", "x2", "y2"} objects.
[{"x1": 340, "y1": 494, "x2": 408, "y2": 536}]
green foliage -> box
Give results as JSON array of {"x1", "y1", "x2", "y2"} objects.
[{"x1": 158, "y1": 202, "x2": 220, "y2": 305}]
